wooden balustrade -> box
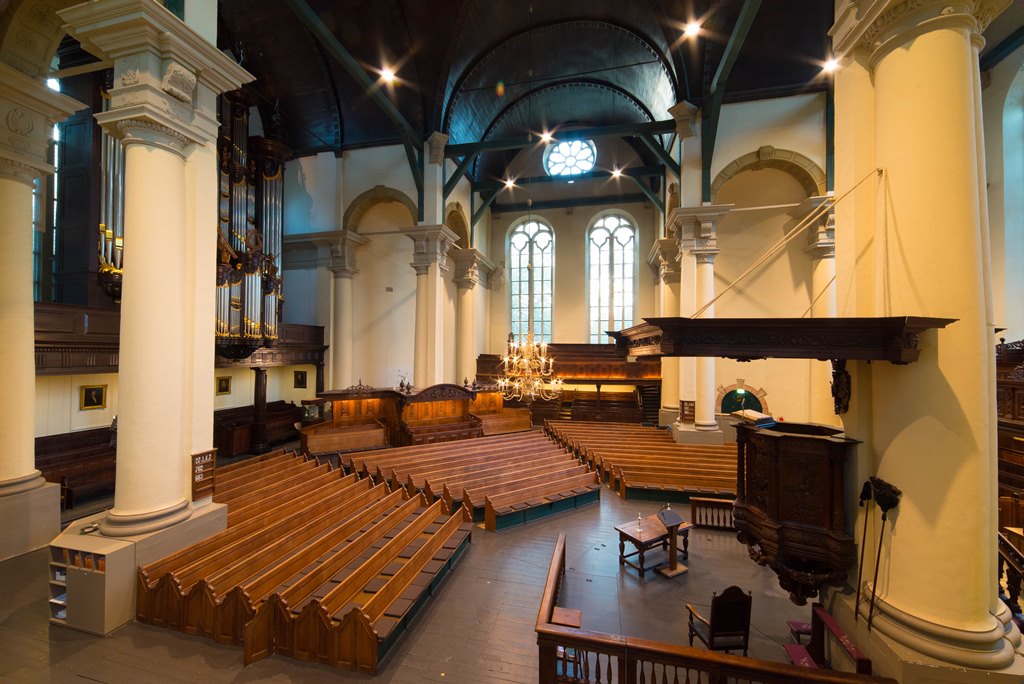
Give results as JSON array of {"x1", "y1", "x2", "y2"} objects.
[{"x1": 536, "y1": 533, "x2": 898, "y2": 684}]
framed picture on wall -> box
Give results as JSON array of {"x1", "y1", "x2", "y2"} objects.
[
  {"x1": 216, "y1": 376, "x2": 231, "y2": 395},
  {"x1": 294, "y1": 370, "x2": 307, "y2": 389},
  {"x1": 80, "y1": 385, "x2": 107, "y2": 411}
]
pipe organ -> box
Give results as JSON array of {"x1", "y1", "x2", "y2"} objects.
[
  {"x1": 215, "y1": 92, "x2": 289, "y2": 360},
  {"x1": 97, "y1": 87, "x2": 125, "y2": 302}
]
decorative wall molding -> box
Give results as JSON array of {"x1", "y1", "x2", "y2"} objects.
[
  {"x1": 407, "y1": 224, "x2": 459, "y2": 273},
  {"x1": 711, "y1": 147, "x2": 826, "y2": 202},
  {"x1": 647, "y1": 237, "x2": 681, "y2": 283},
  {"x1": 343, "y1": 184, "x2": 418, "y2": 232},
  {"x1": 452, "y1": 247, "x2": 495, "y2": 289}
]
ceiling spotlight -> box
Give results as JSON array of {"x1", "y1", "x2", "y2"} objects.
[
  {"x1": 504, "y1": 178, "x2": 515, "y2": 189},
  {"x1": 684, "y1": 22, "x2": 701, "y2": 38},
  {"x1": 540, "y1": 131, "x2": 552, "y2": 143},
  {"x1": 822, "y1": 59, "x2": 838, "y2": 73},
  {"x1": 381, "y1": 67, "x2": 396, "y2": 83},
  {"x1": 611, "y1": 167, "x2": 622, "y2": 178}
]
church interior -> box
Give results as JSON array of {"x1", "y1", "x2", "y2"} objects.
[{"x1": 2, "y1": 0, "x2": 1024, "y2": 682}]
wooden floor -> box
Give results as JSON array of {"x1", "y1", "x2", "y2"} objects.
[{"x1": 3, "y1": 489, "x2": 815, "y2": 683}]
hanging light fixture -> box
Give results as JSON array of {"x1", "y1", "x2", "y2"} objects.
[
  {"x1": 497, "y1": 329, "x2": 562, "y2": 402},
  {"x1": 496, "y1": 6, "x2": 562, "y2": 404}
]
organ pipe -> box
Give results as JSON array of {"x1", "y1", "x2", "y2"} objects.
[
  {"x1": 98, "y1": 84, "x2": 125, "y2": 302},
  {"x1": 215, "y1": 91, "x2": 289, "y2": 360}
]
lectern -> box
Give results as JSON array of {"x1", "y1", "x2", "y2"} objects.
[{"x1": 656, "y1": 506, "x2": 688, "y2": 578}]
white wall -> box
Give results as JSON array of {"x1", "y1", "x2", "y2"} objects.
[
  {"x1": 284, "y1": 151, "x2": 340, "y2": 235},
  {"x1": 713, "y1": 93, "x2": 826, "y2": 182},
  {"x1": 712, "y1": 167, "x2": 815, "y2": 422},
  {"x1": 36, "y1": 374, "x2": 119, "y2": 437},
  {"x1": 350, "y1": 202, "x2": 418, "y2": 387}
]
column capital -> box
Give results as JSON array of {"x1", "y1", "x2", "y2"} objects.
[
  {"x1": 831, "y1": 0, "x2": 1010, "y2": 65},
  {"x1": 329, "y1": 230, "x2": 369, "y2": 277},
  {"x1": 647, "y1": 237, "x2": 681, "y2": 284},
  {"x1": 668, "y1": 101, "x2": 699, "y2": 138},
  {"x1": 790, "y1": 195, "x2": 836, "y2": 260},
  {"x1": 407, "y1": 224, "x2": 459, "y2": 274},
  {"x1": 451, "y1": 247, "x2": 495, "y2": 290},
  {"x1": 0, "y1": 63, "x2": 85, "y2": 184},
  {"x1": 426, "y1": 131, "x2": 449, "y2": 166},
  {"x1": 667, "y1": 204, "x2": 733, "y2": 256},
  {"x1": 60, "y1": 0, "x2": 254, "y2": 148}
]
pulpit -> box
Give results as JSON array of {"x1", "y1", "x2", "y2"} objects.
[{"x1": 733, "y1": 421, "x2": 858, "y2": 604}]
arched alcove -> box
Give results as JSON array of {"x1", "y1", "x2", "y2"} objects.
[
  {"x1": 343, "y1": 185, "x2": 418, "y2": 234},
  {"x1": 445, "y1": 201, "x2": 469, "y2": 247},
  {"x1": 711, "y1": 146, "x2": 825, "y2": 204}
]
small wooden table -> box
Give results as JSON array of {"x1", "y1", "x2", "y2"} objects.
[{"x1": 615, "y1": 514, "x2": 693, "y2": 578}]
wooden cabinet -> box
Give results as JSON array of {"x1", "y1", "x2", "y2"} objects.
[
  {"x1": 733, "y1": 421, "x2": 858, "y2": 605},
  {"x1": 48, "y1": 520, "x2": 135, "y2": 635}
]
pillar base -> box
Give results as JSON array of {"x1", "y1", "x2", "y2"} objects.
[
  {"x1": 671, "y1": 422, "x2": 725, "y2": 445},
  {"x1": 99, "y1": 498, "x2": 192, "y2": 537},
  {"x1": 828, "y1": 591, "x2": 1024, "y2": 682},
  {"x1": 0, "y1": 481, "x2": 59, "y2": 561},
  {"x1": 659, "y1": 407, "x2": 681, "y2": 426},
  {"x1": 0, "y1": 470, "x2": 46, "y2": 497}
]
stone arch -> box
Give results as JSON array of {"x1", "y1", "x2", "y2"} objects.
[
  {"x1": 0, "y1": 0, "x2": 80, "y2": 77},
  {"x1": 343, "y1": 185, "x2": 418, "y2": 233},
  {"x1": 711, "y1": 146, "x2": 826, "y2": 203},
  {"x1": 444, "y1": 201, "x2": 469, "y2": 247},
  {"x1": 716, "y1": 379, "x2": 770, "y2": 415}
]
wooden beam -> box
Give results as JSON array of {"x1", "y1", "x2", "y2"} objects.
[
  {"x1": 638, "y1": 134, "x2": 680, "y2": 178},
  {"x1": 491, "y1": 193, "x2": 650, "y2": 214},
  {"x1": 701, "y1": 0, "x2": 762, "y2": 202},
  {"x1": 445, "y1": 120, "x2": 676, "y2": 158},
  {"x1": 444, "y1": 153, "x2": 477, "y2": 199},
  {"x1": 624, "y1": 173, "x2": 665, "y2": 214},
  {"x1": 473, "y1": 165, "x2": 664, "y2": 192}
]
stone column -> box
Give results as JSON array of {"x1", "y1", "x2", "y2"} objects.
[
  {"x1": 795, "y1": 196, "x2": 838, "y2": 425},
  {"x1": 62, "y1": 0, "x2": 252, "y2": 536},
  {"x1": 407, "y1": 225, "x2": 459, "y2": 387},
  {"x1": 831, "y1": 0, "x2": 1021, "y2": 677},
  {"x1": 329, "y1": 231, "x2": 368, "y2": 390},
  {"x1": 453, "y1": 248, "x2": 494, "y2": 384},
  {"x1": 667, "y1": 205, "x2": 732, "y2": 440},
  {"x1": 647, "y1": 238, "x2": 681, "y2": 425},
  {"x1": 0, "y1": 64, "x2": 83, "y2": 560}
]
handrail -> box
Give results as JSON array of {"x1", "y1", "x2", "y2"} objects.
[{"x1": 536, "y1": 533, "x2": 898, "y2": 684}]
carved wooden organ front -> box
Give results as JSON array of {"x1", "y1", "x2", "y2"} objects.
[{"x1": 215, "y1": 92, "x2": 289, "y2": 360}]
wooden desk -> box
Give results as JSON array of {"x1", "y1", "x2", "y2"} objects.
[{"x1": 615, "y1": 514, "x2": 693, "y2": 578}]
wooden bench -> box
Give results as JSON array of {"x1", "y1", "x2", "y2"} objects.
[
  {"x1": 35, "y1": 427, "x2": 116, "y2": 509},
  {"x1": 300, "y1": 421, "x2": 387, "y2": 455},
  {"x1": 484, "y1": 471, "x2": 602, "y2": 531},
  {"x1": 471, "y1": 407, "x2": 532, "y2": 436},
  {"x1": 214, "y1": 401, "x2": 302, "y2": 457},
  {"x1": 801, "y1": 604, "x2": 873, "y2": 674}
]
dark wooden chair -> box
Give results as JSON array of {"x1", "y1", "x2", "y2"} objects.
[{"x1": 686, "y1": 585, "x2": 752, "y2": 656}]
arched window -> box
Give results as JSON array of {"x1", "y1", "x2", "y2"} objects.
[
  {"x1": 508, "y1": 219, "x2": 554, "y2": 343},
  {"x1": 721, "y1": 388, "x2": 763, "y2": 414},
  {"x1": 588, "y1": 214, "x2": 636, "y2": 343}
]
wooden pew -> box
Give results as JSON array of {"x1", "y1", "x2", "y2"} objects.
[
  {"x1": 484, "y1": 471, "x2": 602, "y2": 531},
  {"x1": 792, "y1": 604, "x2": 873, "y2": 674},
  {"x1": 35, "y1": 427, "x2": 116, "y2": 509}
]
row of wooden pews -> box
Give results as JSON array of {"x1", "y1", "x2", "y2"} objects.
[
  {"x1": 35, "y1": 426, "x2": 115, "y2": 510},
  {"x1": 342, "y1": 431, "x2": 602, "y2": 531},
  {"x1": 136, "y1": 450, "x2": 472, "y2": 674},
  {"x1": 544, "y1": 420, "x2": 737, "y2": 500}
]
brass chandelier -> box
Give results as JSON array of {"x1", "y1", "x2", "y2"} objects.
[{"x1": 497, "y1": 331, "x2": 563, "y2": 402}]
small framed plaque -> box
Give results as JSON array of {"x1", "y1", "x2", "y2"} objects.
[
  {"x1": 294, "y1": 370, "x2": 307, "y2": 389},
  {"x1": 216, "y1": 376, "x2": 231, "y2": 395}
]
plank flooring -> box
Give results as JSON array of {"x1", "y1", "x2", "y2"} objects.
[{"x1": 3, "y1": 490, "x2": 813, "y2": 682}]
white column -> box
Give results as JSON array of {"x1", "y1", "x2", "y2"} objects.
[
  {"x1": 62, "y1": 0, "x2": 252, "y2": 536},
  {"x1": 692, "y1": 250, "x2": 719, "y2": 431},
  {"x1": 832, "y1": 0, "x2": 1019, "y2": 674},
  {"x1": 328, "y1": 230, "x2": 367, "y2": 389},
  {"x1": 453, "y1": 248, "x2": 494, "y2": 384},
  {"x1": 667, "y1": 205, "x2": 732, "y2": 435},
  {"x1": 796, "y1": 196, "x2": 838, "y2": 426},
  {"x1": 407, "y1": 225, "x2": 458, "y2": 387},
  {"x1": 424, "y1": 132, "x2": 448, "y2": 225},
  {"x1": 0, "y1": 64, "x2": 82, "y2": 559},
  {"x1": 648, "y1": 238, "x2": 681, "y2": 425}
]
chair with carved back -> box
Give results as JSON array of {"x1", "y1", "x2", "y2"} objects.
[{"x1": 686, "y1": 585, "x2": 752, "y2": 656}]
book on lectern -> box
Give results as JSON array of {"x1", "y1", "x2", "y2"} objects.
[{"x1": 657, "y1": 507, "x2": 685, "y2": 528}]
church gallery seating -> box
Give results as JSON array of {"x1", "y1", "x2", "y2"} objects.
[
  {"x1": 35, "y1": 426, "x2": 115, "y2": 510},
  {"x1": 135, "y1": 451, "x2": 471, "y2": 674},
  {"x1": 343, "y1": 430, "x2": 601, "y2": 531},
  {"x1": 545, "y1": 420, "x2": 737, "y2": 499},
  {"x1": 214, "y1": 400, "x2": 302, "y2": 458}
]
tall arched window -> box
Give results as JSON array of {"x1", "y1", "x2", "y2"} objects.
[
  {"x1": 588, "y1": 214, "x2": 636, "y2": 343},
  {"x1": 508, "y1": 219, "x2": 554, "y2": 343}
]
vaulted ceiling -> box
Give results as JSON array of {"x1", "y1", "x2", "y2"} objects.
[{"x1": 216, "y1": 0, "x2": 835, "y2": 180}]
